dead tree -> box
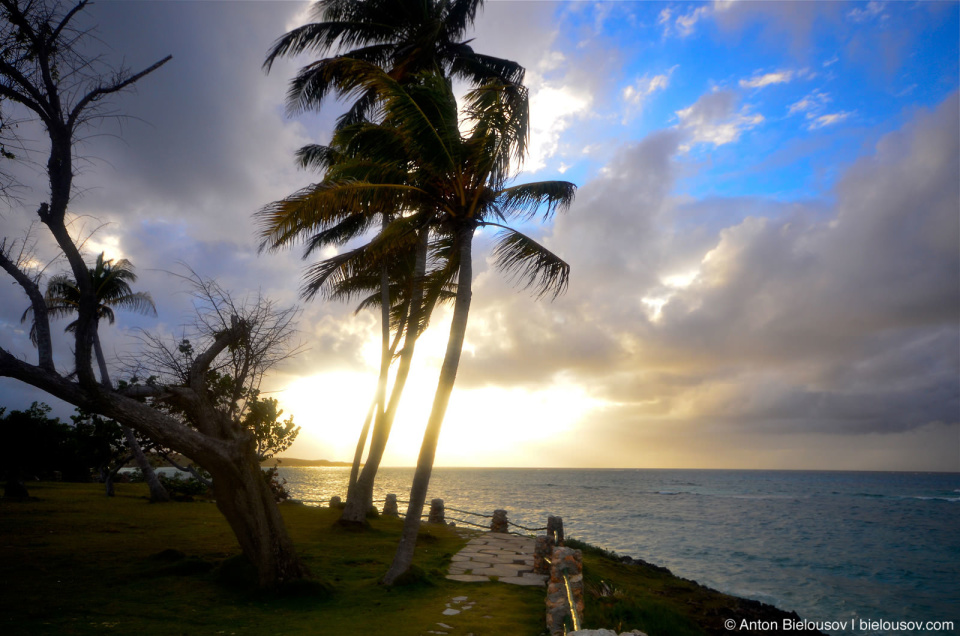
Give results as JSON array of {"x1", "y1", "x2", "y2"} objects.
[{"x1": 0, "y1": 0, "x2": 307, "y2": 587}]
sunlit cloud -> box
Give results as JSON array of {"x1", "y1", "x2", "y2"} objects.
[
  {"x1": 622, "y1": 66, "x2": 677, "y2": 121},
  {"x1": 807, "y1": 111, "x2": 855, "y2": 130},
  {"x1": 739, "y1": 69, "x2": 794, "y2": 89},
  {"x1": 676, "y1": 90, "x2": 764, "y2": 148},
  {"x1": 526, "y1": 80, "x2": 592, "y2": 172}
]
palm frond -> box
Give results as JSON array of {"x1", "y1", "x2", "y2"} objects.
[
  {"x1": 489, "y1": 226, "x2": 570, "y2": 299},
  {"x1": 302, "y1": 212, "x2": 375, "y2": 257},
  {"x1": 296, "y1": 144, "x2": 342, "y2": 172},
  {"x1": 496, "y1": 180, "x2": 576, "y2": 222},
  {"x1": 449, "y1": 50, "x2": 525, "y2": 87},
  {"x1": 257, "y1": 180, "x2": 424, "y2": 252},
  {"x1": 108, "y1": 291, "x2": 157, "y2": 317}
]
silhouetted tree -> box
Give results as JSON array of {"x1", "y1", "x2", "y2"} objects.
[{"x1": 0, "y1": 0, "x2": 306, "y2": 587}]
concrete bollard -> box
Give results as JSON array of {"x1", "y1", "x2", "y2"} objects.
[
  {"x1": 329, "y1": 495, "x2": 343, "y2": 508},
  {"x1": 534, "y1": 535, "x2": 554, "y2": 574},
  {"x1": 545, "y1": 546, "x2": 584, "y2": 636},
  {"x1": 490, "y1": 508, "x2": 509, "y2": 533},
  {"x1": 547, "y1": 515, "x2": 565, "y2": 546},
  {"x1": 428, "y1": 498, "x2": 445, "y2": 523},
  {"x1": 382, "y1": 493, "x2": 399, "y2": 517}
]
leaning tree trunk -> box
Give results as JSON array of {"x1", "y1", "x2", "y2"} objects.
[
  {"x1": 122, "y1": 426, "x2": 170, "y2": 502},
  {"x1": 383, "y1": 225, "x2": 473, "y2": 585},
  {"x1": 93, "y1": 331, "x2": 169, "y2": 503},
  {"x1": 342, "y1": 230, "x2": 429, "y2": 524},
  {"x1": 209, "y1": 441, "x2": 309, "y2": 588},
  {"x1": 347, "y1": 397, "x2": 376, "y2": 495}
]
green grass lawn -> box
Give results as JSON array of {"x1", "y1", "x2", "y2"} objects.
[
  {"x1": 0, "y1": 482, "x2": 544, "y2": 636},
  {"x1": 1, "y1": 483, "x2": 805, "y2": 636}
]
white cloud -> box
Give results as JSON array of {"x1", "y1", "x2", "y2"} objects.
[
  {"x1": 623, "y1": 70, "x2": 673, "y2": 106},
  {"x1": 787, "y1": 90, "x2": 831, "y2": 116},
  {"x1": 808, "y1": 111, "x2": 855, "y2": 130},
  {"x1": 622, "y1": 66, "x2": 677, "y2": 120},
  {"x1": 660, "y1": 4, "x2": 712, "y2": 38},
  {"x1": 787, "y1": 90, "x2": 852, "y2": 130},
  {"x1": 739, "y1": 69, "x2": 794, "y2": 89},
  {"x1": 526, "y1": 82, "x2": 592, "y2": 172},
  {"x1": 676, "y1": 5, "x2": 711, "y2": 36},
  {"x1": 675, "y1": 90, "x2": 764, "y2": 148},
  {"x1": 847, "y1": 1, "x2": 886, "y2": 23}
]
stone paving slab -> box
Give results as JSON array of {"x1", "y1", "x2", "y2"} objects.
[{"x1": 445, "y1": 531, "x2": 545, "y2": 587}]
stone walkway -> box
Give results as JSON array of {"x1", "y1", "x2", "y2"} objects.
[{"x1": 445, "y1": 532, "x2": 547, "y2": 586}]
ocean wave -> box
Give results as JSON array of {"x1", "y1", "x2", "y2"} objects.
[{"x1": 908, "y1": 496, "x2": 960, "y2": 502}]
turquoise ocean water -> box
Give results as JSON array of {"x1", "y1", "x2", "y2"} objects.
[{"x1": 278, "y1": 467, "x2": 959, "y2": 634}]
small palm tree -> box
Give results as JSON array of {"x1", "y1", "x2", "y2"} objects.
[
  {"x1": 26, "y1": 253, "x2": 157, "y2": 386},
  {"x1": 259, "y1": 63, "x2": 576, "y2": 582},
  {"x1": 22, "y1": 252, "x2": 167, "y2": 502}
]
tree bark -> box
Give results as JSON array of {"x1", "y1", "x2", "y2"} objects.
[
  {"x1": 122, "y1": 425, "x2": 170, "y2": 502},
  {"x1": 341, "y1": 229, "x2": 429, "y2": 523},
  {"x1": 383, "y1": 224, "x2": 473, "y2": 585},
  {"x1": 93, "y1": 330, "x2": 169, "y2": 503},
  {"x1": 209, "y1": 441, "x2": 309, "y2": 588}
]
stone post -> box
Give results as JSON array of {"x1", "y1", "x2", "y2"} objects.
[
  {"x1": 382, "y1": 493, "x2": 399, "y2": 517},
  {"x1": 545, "y1": 546, "x2": 584, "y2": 636},
  {"x1": 547, "y1": 515, "x2": 565, "y2": 546},
  {"x1": 329, "y1": 495, "x2": 342, "y2": 508},
  {"x1": 428, "y1": 498, "x2": 445, "y2": 523},
  {"x1": 534, "y1": 535, "x2": 554, "y2": 574},
  {"x1": 490, "y1": 508, "x2": 509, "y2": 533}
]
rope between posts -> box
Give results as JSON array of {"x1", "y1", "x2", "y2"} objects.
[
  {"x1": 507, "y1": 520, "x2": 549, "y2": 532},
  {"x1": 445, "y1": 516, "x2": 490, "y2": 530},
  {"x1": 444, "y1": 506, "x2": 493, "y2": 518}
]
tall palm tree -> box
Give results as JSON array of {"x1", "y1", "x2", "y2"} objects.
[
  {"x1": 264, "y1": 0, "x2": 529, "y2": 522},
  {"x1": 22, "y1": 252, "x2": 168, "y2": 502},
  {"x1": 259, "y1": 62, "x2": 576, "y2": 583}
]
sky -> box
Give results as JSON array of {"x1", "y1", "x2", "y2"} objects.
[{"x1": 0, "y1": 0, "x2": 957, "y2": 471}]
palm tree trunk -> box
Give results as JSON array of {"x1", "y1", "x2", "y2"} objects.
[
  {"x1": 383, "y1": 224, "x2": 473, "y2": 585},
  {"x1": 341, "y1": 217, "x2": 393, "y2": 523},
  {"x1": 93, "y1": 330, "x2": 169, "y2": 503},
  {"x1": 347, "y1": 396, "x2": 376, "y2": 495},
  {"x1": 341, "y1": 229, "x2": 430, "y2": 524}
]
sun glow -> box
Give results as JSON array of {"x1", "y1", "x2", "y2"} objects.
[{"x1": 276, "y1": 365, "x2": 604, "y2": 468}]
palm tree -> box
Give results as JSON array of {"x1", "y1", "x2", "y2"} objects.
[
  {"x1": 264, "y1": 0, "x2": 529, "y2": 524},
  {"x1": 22, "y1": 252, "x2": 168, "y2": 502},
  {"x1": 259, "y1": 62, "x2": 576, "y2": 583},
  {"x1": 264, "y1": 0, "x2": 525, "y2": 126}
]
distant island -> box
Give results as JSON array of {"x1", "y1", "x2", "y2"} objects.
[{"x1": 261, "y1": 458, "x2": 355, "y2": 468}]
